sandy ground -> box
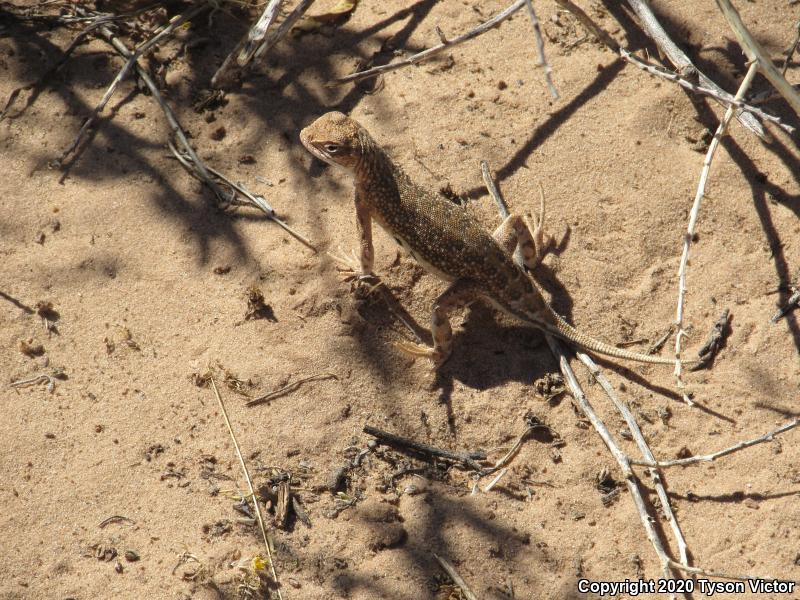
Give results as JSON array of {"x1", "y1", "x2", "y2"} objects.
[{"x1": 1, "y1": 1, "x2": 800, "y2": 598}]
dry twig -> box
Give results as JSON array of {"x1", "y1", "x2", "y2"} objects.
[
  {"x1": 631, "y1": 418, "x2": 800, "y2": 468},
  {"x1": 59, "y1": 2, "x2": 210, "y2": 164},
  {"x1": 619, "y1": 50, "x2": 794, "y2": 135},
  {"x1": 674, "y1": 61, "x2": 759, "y2": 393},
  {"x1": 481, "y1": 161, "x2": 778, "y2": 588},
  {"x1": 550, "y1": 2, "x2": 793, "y2": 134},
  {"x1": 577, "y1": 352, "x2": 690, "y2": 569},
  {"x1": 433, "y1": 554, "x2": 479, "y2": 600},
  {"x1": 626, "y1": 0, "x2": 767, "y2": 139},
  {"x1": 211, "y1": 0, "x2": 316, "y2": 88},
  {"x1": 523, "y1": 0, "x2": 559, "y2": 99},
  {"x1": 168, "y1": 142, "x2": 317, "y2": 251},
  {"x1": 246, "y1": 373, "x2": 337, "y2": 407},
  {"x1": 337, "y1": 0, "x2": 526, "y2": 84},
  {"x1": 479, "y1": 413, "x2": 555, "y2": 477},
  {"x1": 715, "y1": 0, "x2": 800, "y2": 115},
  {"x1": 363, "y1": 425, "x2": 486, "y2": 472},
  {"x1": 90, "y1": 18, "x2": 228, "y2": 203}
]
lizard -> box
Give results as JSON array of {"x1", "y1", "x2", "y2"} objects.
[{"x1": 300, "y1": 111, "x2": 703, "y2": 369}]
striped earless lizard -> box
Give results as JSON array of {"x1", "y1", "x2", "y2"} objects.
[{"x1": 301, "y1": 111, "x2": 701, "y2": 369}]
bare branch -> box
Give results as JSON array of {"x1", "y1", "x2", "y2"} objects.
[
  {"x1": 626, "y1": 0, "x2": 767, "y2": 139},
  {"x1": 524, "y1": 0, "x2": 559, "y2": 99},
  {"x1": 674, "y1": 61, "x2": 759, "y2": 389},
  {"x1": 59, "y1": 2, "x2": 209, "y2": 163},
  {"x1": 620, "y1": 49, "x2": 794, "y2": 135},
  {"x1": 631, "y1": 419, "x2": 800, "y2": 468},
  {"x1": 91, "y1": 20, "x2": 228, "y2": 204},
  {"x1": 433, "y1": 554, "x2": 479, "y2": 600},
  {"x1": 577, "y1": 352, "x2": 690, "y2": 569},
  {"x1": 715, "y1": 0, "x2": 800, "y2": 115},
  {"x1": 336, "y1": 0, "x2": 526, "y2": 85}
]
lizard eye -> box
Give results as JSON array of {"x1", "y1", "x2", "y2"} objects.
[{"x1": 323, "y1": 143, "x2": 340, "y2": 154}]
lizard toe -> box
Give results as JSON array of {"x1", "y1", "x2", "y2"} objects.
[{"x1": 394, "y1": 341, "x2": 448, "y2": 367}]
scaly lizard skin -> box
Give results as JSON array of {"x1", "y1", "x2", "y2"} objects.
[{"x1": 301, "y1": 111, "x2": 700, "y2": 368}]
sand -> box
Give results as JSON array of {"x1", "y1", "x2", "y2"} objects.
[{"x1": 1, "y1": 1, "x2": 799, "y2": 598}]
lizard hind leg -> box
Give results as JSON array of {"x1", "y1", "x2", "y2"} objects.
[
  {"x1": 395, "y1": 280, "x2": 477, "y2": 367},
  {"x1": 492, "y1": 191, "x2": 549, "y2": 269}
]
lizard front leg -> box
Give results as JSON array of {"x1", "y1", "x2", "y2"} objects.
[
  {"x1": 354, "y1": 192, "x2": 375, "y2": 277},
  {"x1": 331, "y1": 192, "x2": 379, "y2": 286},
  {"x1": 396, "y1": 279, "x2": 477, "y2": 367}
]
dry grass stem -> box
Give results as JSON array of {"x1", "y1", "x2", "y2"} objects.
[
  {"x1": 246, "y1": 373, "x2": 338, "y2": 407},
  {"x1": 209, "y1": 376, "x2": 283, "y2": 600}
]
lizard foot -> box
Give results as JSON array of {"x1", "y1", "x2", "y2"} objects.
[
  {"x1": 394, "y1": 341, "x2": 449, "y2": 367},
  {"x1": 328, "y1": 249, "x2": 382, "y2": 296},
  {"x1": 328, "y1": 248, "x2": 362, "y2": 277}
]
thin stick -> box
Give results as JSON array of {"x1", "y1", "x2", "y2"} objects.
[
  {"x1": 524, "y1": 0, "x2": 559, "y2": 99},
  {"x1": 626, "y1": 0, "x2": 766, "y2": 139},
  {"x1": 433, "y1": 554, "x2": 479, "y2": 600},
  {"x1": 549, "y1": 1, "x2": 793, "y2": 134},
  {"x1": 715, "y1": 0, "x2": 800, "y2": 116},
  {"x1": 363, "y1": 425, "x2": 486, "y2": 472},
  {"x1": 59, "y1": 2, "x2": 209, "y2": 163},
  {"x1": 631, "y1": 418, "x2": 800, "y2": 468},
  {"x1": 577, "y1": 352, "x2": 689, "y2": 569},
  {"x1": 483, "y1": 161, "x2": 776, "y2": 587},
  {"x1": 336, "y1": 0, "x2": 526, "y2": 84},
  {"x1": 548, "y1": 336, "x2": 675, "y2": 582},
  {"x1": 482, "y1": 467, "x2": 508, "y2": 492},
  {"x1": 482, "y1": 426, "x2": 535, "y2": 475},
  {"x1": 619, "y1": 49, "x2": 794, "y2": 135},
  {"x1": 674, "y1": 61, "x2": 759, "y2": 391},
  {"x1": 482, "y1": 161, "x2": 676, "y2": 581},
  {"x1": 210, "y1": 377, "x2": 282, "y2": 599},
  {"x1": 246, "y1": 373, "x2": 337, "y2": 407},
  {"x1": 90, "y1": 20, "x2": 228, "y2": 204},
  {"x1": 168, "y1": 142, "x2": 317, "y2": 251},
  {"x1": 211, "y1": 0, "x2": 315, "y2": 88},
  {"x1": 783, "y1": 21, "x2": 800, "y2": 77},
  {"x1": 554, "y1": 0, "x2": 619, "y2": 51},
  {"x1": 239, "y1": 0, "x2": 285, "y2": 64},
  {"x1": 253, "y1": 0, "x2": 316, "y2": 60}
]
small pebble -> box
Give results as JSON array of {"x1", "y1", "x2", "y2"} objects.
[{"x1": 124, "y1": 550, "x2": 140, "y2": 562}]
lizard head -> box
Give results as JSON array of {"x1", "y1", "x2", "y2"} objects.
[{"x1": 300, "y1": 111, "x2": 364, "y2": 170}]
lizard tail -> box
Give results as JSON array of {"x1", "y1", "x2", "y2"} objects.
[{"x1": 544, "y1": 311, "x2": 702, "y2": 367}]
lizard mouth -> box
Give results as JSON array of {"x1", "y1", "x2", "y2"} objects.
[{"x1": 300, "y1": 131, "x2": 340, "y2": 168}]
